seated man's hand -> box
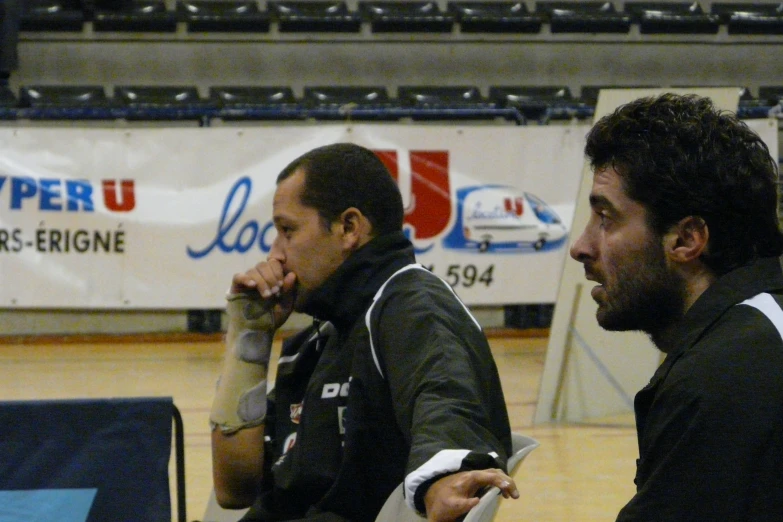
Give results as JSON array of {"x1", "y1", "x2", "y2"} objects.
[{"x1": 424, "y1": 469, "x2": 519, "y2": 522}]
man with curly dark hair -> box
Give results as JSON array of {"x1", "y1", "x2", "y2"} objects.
[{"x1": 570, "y1": 93, "x2": 783, "y2": 521}]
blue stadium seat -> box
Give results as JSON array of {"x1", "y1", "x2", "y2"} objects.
[
  {"x1": 268, "y1": 1, "x2": 361, "y2": 32},
  {"x1": 0, "y1": 86, "x2": 17, "y2": 120},
  {"x1": 759, "y1": 86, "x2": 783, "y2": 105},
  {"x1": 490, "y1": 85, "x2": 578, "y2": 121},
  {"x1": 19, "y1": 85, "x2": 110, "y2": 107},
  {"x1": 671, "y1": 85, "x2": 771, "y2": 117},
  {"x1": 711, "y1": 3, "x2": 783, "y2": 35},
  {"x1": 398, "y1": 85, "x2": 486, "y2": 105},
  {"x1": 209, "y1": 86, "x2": 302, "y2": 120},
  {"x1": 535, "y1": 1, "x2": 631, "y2": 33},
  {"x1": 83, "y1": 1, "x2": 135, "y2": 20},
  {"x1": 359, "y1": 1, "x2": 455, "y2": 32},
  {"x1": 114, "y1": 85, "x2": 216, "y2": 120},
  {"x1": 0, "y1": 85, "x2": 17, "y2": 108},
  {"x1": 302, "y1": 86, "x2": 399, "y2": 120},
  {"x1": 20, "y1": 0, "x2": 85, "y2": 32},
  {"x1": 177, "y1": 1, "x2": 270, "y2": 33},
  {"x1": 93, "y1": 0, "x2": 177, "y2": 32},
  {"x1": 397, "y1": 85, "x2": 495, "y2": 120},
  {"x1": 736, "y1": 87, "x2": 770, "y2": 117},
  {"x1": 17, "y1": 85, "x2": 116, "y2": 119},
  {"x1": 625, "y1": 1, "x2": 720, "y2": 34},
  {"x1": 448, "y1": 2, "x2": 543, "y2": 33}
]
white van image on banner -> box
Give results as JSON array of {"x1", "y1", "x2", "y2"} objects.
[{"x1": 443, "y1": 185, "x2": 568, "y2": 253}]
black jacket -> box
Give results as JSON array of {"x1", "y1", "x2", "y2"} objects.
[
  {"x1": 244, "y1": 232, "x2": 511, "y2": 522},
  {"x1": 617, "y1": 256, "x2": 783, "y2": 521}
]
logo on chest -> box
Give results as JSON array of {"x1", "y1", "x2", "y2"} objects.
[{"x1": 321, "y1": 380, "x2": 350, "y2": 399}]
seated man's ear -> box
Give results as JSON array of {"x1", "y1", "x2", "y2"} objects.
[
  {"x1": 665, "y1": 216, "x2": 709, "y2": 264},
  {"x1": 338, "y1": 207, "x2": 373, "y2": 249}
]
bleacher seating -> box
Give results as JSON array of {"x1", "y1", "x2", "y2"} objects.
[
  {"x1": 535, "y1": 1, "x2": 631, "y2": 33},
  {"x1": 209, "y1": 86, "x2": 301, "y2": 120},
  {"x1": 17, "y1": 85, "x2": 116, "y2": 119},
  {"x1": 0, "y1": 87, "x2": 17, "y2": 120},
  {"x1": 0, "y1": 83, "x2": 781, "y2": 122},
  {"x1": 737, "y1": 86, "x2": 776, "y2": 117},
  {"x1": 15, "y1": 0, "x2": 783, "y2": 36},
  {"x1": 397, "y1": 85, "x2": 496, "y2": 120},
  {"x1": 712, "y1": 3, "x2": 783, "y2": 35},
  {"x1": 178, "y1": 1, "x2": 270, "y2": 33},
  {"x1": 359, "y1": 1, "x2": 455, "y2": 32},
  {"x1": 625, "y1": 1, "x2": 721, "y2": 34},
  {"x1": 760, "y1": 85, "x2": 783, "y2": 106},
  {"x1": 21, "y1": 0, "x2": 85, "y2": 32},
  {"x1": 0, "y1": 86, "x2": 18, "y2": 107},
  {"x1": 302, "y1": 86, "x2": 398, "y2": 120},
  {"x1": 93, "y1": 0, "x2": 177, "y2": 32},
  {"x1": 83, "y1": 1, "x2": 135, "y2": 20},
  {"x1": 448, "y1": 2, "x2": 543, "y2": 34},
  {"x1": 19, "y1": 85, "x2": 110, "y2": 107},
  {"x1": 268, "y1": 1, "x2": 361, "y2": 32},
  {"x1": 490, "y1": 85, "x2": 583, "y2": 122},
  {"x1": 114, "y1": 85, "x2": 217, "y2": 120}
]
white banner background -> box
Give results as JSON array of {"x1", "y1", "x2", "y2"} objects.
[{"x1": 0, "y1": 124, "x2": 594, "y2": 308}]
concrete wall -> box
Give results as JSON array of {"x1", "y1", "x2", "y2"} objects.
[{"x1": 13, "y1": 28, "x2": 783, "y2": 98}]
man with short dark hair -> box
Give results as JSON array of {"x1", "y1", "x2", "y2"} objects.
[
  {"x1": 570, "y1": 93, "x2": 783, "y2": 520},
  {"x1": 210, "y1": 143, "x2": 517, "y2": 522}
]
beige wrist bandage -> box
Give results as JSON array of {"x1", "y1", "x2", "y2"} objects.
[{"x1": 209, "y1": 292, "x2": 275, "y2": 434}]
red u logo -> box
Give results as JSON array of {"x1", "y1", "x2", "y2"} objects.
[
  {"x1": 102, "y1": 179, "x2": 136, "y2": 212},
  {"x1": 373, "y1": 150, "x2": 451, "y2": 241}
]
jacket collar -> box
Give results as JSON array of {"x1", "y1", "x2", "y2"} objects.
[
  {"x1": 299, "y1": 231, "x2": 415, "y2": 332},
  {"x1": 669, "y1": 256, "x2": 783, "y2": 357},
  {"x1": 644, "y1": 256, "x2": 783, "y2": 391}
]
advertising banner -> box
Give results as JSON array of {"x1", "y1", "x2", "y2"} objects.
[{"x1": 0, "y1": 125, "x2": 586, "y2": 308}]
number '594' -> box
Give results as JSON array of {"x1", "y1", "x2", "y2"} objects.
[{"x1": 427, "y1": 264, "x2": 495, "y2": 288}]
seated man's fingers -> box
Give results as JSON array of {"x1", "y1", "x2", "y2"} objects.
[
  {"x1": 230, "y1": 272, "x2": 258, "y2": 294},
  {"x1": 232, "y1": 261, "x2": 284, "y2": 299},
  {"x1": 258, "y1": 259, "x2": 285, "y2": 289},
  {"x1": 463, "y1": 469, "x2": 519, "y2": 500},
  {"x1": 428, "y1": 494, "x2": 480, "y2": 522},
  {"x1": 251, "y1": 262, "x2": 283, "y2": 298},
  {"x1": 425, "y1": 469, "x2": 520, "y2": 522}
]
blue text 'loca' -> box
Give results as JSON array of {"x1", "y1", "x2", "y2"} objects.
[{"x1": 187, "y1": 177, "x2": 275, "y2": 259}]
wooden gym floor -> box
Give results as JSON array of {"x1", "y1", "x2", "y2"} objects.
[{"x1": 0, "y1": 332, "x2": 637, "y2": 521}]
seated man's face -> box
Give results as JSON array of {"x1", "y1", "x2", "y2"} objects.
[{"x1": 270, "y1": 168, "x2": 349, "y2": 311}]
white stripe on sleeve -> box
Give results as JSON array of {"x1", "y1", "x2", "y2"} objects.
[
  {"x1": 404, "y1": 449, "x2": 471, "y2": 512},
  {"x1": 739, "y1": 292, "x2": 783, "y2": 342}
]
